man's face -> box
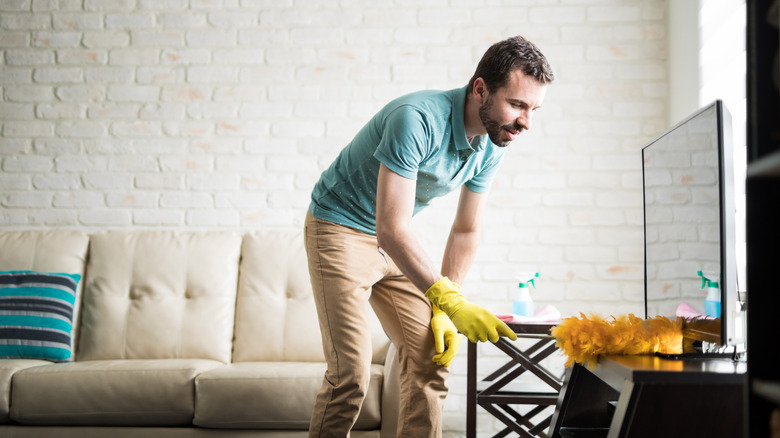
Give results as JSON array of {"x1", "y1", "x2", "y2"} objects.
[{"x1": 478, "y1": 70, "x2": 547, "y2": 147}]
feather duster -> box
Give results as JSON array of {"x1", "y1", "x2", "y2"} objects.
[{"x1": 550, "y1": 313, "x2": 683, "y2": 368}]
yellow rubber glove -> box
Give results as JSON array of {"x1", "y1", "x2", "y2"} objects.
[
  {"x1": 431, "y1": 304, "x2": 462, "y2": 367},
  {"x1": 426, "y1": 277, "x2": 517, "y2": 343}
]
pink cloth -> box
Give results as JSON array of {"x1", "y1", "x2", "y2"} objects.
[
  {"x1": 676, "y1": 302, "x2": 716, "y2": 320},
  {"x1": 496, "y1": 304, "x2": 562, "y2": 324}
]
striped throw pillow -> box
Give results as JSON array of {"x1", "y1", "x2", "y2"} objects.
[{"x1": 0, "y1": 270, "x2": 80, "y2": 362}]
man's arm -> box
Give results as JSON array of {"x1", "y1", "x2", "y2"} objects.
[
  {"x1": 375, "y1": 163, "x2": 441, "y2": 292},
  {"x1": 441, "y1": 186, "x2": 488, "y2": 285}
]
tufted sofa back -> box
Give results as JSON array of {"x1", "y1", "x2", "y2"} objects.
[
  {"x1": 76, "y1": 230, "x2": 242, "y2": 362},
  {"x1": 232, "y1": 231, "x2": 389, "y2": 364}
]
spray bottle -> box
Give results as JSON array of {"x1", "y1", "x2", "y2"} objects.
[
  {"x1": 697, "y1": 270, "x2": 721, "y2": 318},
  {"x1": 514, "y1": 272, "x2": 539, "y2": 317}
]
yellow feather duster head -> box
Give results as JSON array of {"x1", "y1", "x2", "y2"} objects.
[{"x1": 550, "y1": 313, "x2": 683, "y2": 368}]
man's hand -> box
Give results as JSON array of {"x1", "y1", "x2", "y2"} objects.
[
  {"x1": 431, "y1": 304, "x2": 462, "y2": 367},
  {"x1": 426, "y1": 277, "x2": 517, "y2": 343}
]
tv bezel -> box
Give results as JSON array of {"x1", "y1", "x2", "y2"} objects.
[{"x1": 641, "y1": 100, "x2": 742, "y2": 347}]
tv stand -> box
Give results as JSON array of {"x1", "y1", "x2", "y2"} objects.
[{"x1": 549, "y1": 355, "x2": 746, "y2": 438}]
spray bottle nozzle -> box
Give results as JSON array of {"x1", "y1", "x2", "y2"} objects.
[
  {"x1": 697, "y1": 270, "x2": 719, "y2": 289},
  {"x1": 518, "y1": 272, "x2": 540, "y2": 289}
]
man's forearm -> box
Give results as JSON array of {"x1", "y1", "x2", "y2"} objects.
[
  {"x1": 441, "y1": 227, "x2": 480, "y2": 286},
  {"x1": 376, "y1": 225, "x2": 442, "y2": 294}
]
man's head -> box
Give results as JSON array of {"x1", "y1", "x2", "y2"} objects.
[
  {"x1": 468, "y1": 35, "x2": 554, "y2": 95},
  {"x1": 468, "y1": 36, "x2": 553, "y2": 147}
]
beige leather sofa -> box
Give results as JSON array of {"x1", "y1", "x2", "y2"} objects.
[{"x1": 0, "y1": 230, "x2": 399, "y2": 438}]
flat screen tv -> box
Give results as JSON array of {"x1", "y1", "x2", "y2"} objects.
[{"x1": 642, "y1": 100, "x2": 744, "y2": 349}]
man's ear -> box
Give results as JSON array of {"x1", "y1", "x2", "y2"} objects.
[{"x1": 472, "y1": 78, "x2": 487, "y2": 104}]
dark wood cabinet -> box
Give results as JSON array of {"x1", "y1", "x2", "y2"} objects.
[{"x1": 746, "y1": 1, "x2": 780, "y2": 437}]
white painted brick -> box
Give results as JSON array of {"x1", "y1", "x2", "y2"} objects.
[
  {"x1": 53, "y1": 13, "x2": 103, "y2": 30},
  {"x1": 138, "y1": 0, "x2": 188, "y2": 8},
  {"x1": 105, "y1": 13, "x2": 155, "y2": 29},
  {"x1": 139, "y1": 103, "x2": 185, "y2": 120},
  {"x1": 215, "y1": 121, "x2": 268, "y2": 137},
  {"x1": 188, "y1": 174, "x2": 240, "y2": 191},
  {"x1": 56, "y1": 120, "x2": 107, "y2": 137},
  {"x1": 0, "y1": 103, "x2": 35, "y2": 120},
  {"x1": 0, "y1": 210, "x2": 29, "y2": 225},
  {"x1": 31, "y1": 173, "x2": 81, "y2": 189},
  {"x1": 214, "y1": 155, "x2": 264, "y2": 172},
  {"x1": 213, "y1": 48, "x2": 264, "y2": 65},
  {"x1": 4, "y1": 50, "x2": 55, "y2": 66},
  {"x1": 79, "y1": 209, "x2": 132, "y2": 226},
  {"x1": 3, "y1": 121, "x2": 54, "y2": 137},
  {"x1": 137, "y1": 67, "x2": 184, "y2": 84},
  {"x1": 131, "y1": 30, "x2": 185, "y2": 47},
  {"x1": 110, "y1": 121, "x2": 162, "y2": 137},
  {"x1": 1, "y1": 13, "x2": 51, "y2": 30},
  {"x1": 82, "y1": 31, "x2": 130, "y2": 48},
  {"x1": 187, "y1": 66, "x2": 238, "y2": 83},
  {"x1": 160, "y1": 192, "x2": 212, "y2": 208},
  {"x1": 161, "y1": 84, "x2": 212, "y2": 101},
  {"x1": 163, "y1": 121, "x2": 215, "y2": 137},
  {"x1": 0, "y1": 68, "x2": 33, "y2": 84},
  {"x1": 33, "y1": 138, "x2": 80, "y2": 154},
  {"x1": 133, "y1": 209, "x2": 184, "y2": 226},
  {"x1": 107, "y1": 85, "x2": 160, "y2": 102},
  {"x1": 2, "y1": 155, "x2": 53, "y2": 172},
  {"x1": 87, "y1": 103, "x2": 138, "y2": 120},
  {"x1": 135, "y1": 173, "x2": 185, "y2": 190},
  {"x1": 186, "y1": 210, "x2": 240, "y2": 227},
  {"x1": 208, "y1": 11, "x2": 256, "y2": 27},
  {"x1": 587, "y1": 6, "x2": 641, "y2": 22},
  {"x1": 1, "y1": 0, "x2": 31, "y2": 12},
  {"x1": 52, "y1": 191, "x2": 102, "y2": 208},
  {"x1": 29, "y1": 210, "x2": 78, "y2": 226},
  {"x1": 0, "y1": 174, "x2": 31, "y2": 189},
  {"x1": 32, "y1": 31, "x2": 82, "y2": 48},
  {"x1": 33, "y1": 67, "x2": 83, "y2": 83},
  {"x1": 159, "y1": 155, "x2": 213, "y2": 172},
  {"x1": 56, "y1": 48, "x2": 108, "y2": 65},
  {"x1": 82, "y1": 173, "x2": 133, "y2": 189},
  {"x1": 158, "y1": 12, "x2": 207, "y2": 28},
  {"x1": 184, "y1": 29, "x2": 236, "y2": 46},
  {"x1": 106, "y1": 192, "x2": 158, "y2": 208},
  {"x1": 0, "y1": 31, "x2": 31, "y2": 47},
  {"x1": 109, "y1": 48, "x2": 159, "y2": 66},
  {"x1": 2, "y1": 192, "x2": 51, "y2": 208},
  {"x1": 55, "y1": 85, "x2": 105, "y2": 102},
  {"x1": 84, "y1": 0, "x2": 135, "y2": 11}
]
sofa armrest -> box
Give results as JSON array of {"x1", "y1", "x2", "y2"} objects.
[{"x1": 380, "y1": 342, "x2": 400, "y2": 438}]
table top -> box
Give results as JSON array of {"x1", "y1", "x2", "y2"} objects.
[
  {"x1": 505, "y1": 321, "x2": 559, "y2": 335},
  {"x1": 592, "y1": 354, "x2": 747, "y2": 391}
]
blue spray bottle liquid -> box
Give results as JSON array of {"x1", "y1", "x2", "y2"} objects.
[
  {"x1": 697, "y1": 270, "x2": 721, "y2": 317},
  {"x1": 513, "y1": 272, "x2": 539, "y2": 317}
]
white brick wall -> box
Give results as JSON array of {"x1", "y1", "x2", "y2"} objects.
[{"x1": 1, "y1": 1, "x2": 679, "y2": 436}]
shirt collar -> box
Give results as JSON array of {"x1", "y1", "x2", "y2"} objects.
[{"x1": 451, "y1": 86, "x2": 488, "y2": 152}]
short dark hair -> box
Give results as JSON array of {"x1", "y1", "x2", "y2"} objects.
[{"x1": 468, "y1": 35, "x2": 554, "y2": 94}]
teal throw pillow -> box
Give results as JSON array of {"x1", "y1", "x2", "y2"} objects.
[{"x1": 0, "y1": 270, "x2": 81, "y2": 362}]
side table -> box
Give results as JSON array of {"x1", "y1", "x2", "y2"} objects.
[{"x1": 466, "y1": 322, "x2": 562, "y2": 438}]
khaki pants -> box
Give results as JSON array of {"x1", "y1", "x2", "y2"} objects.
[{"x1": 304, "y1": 212, "x2": 449, "y2": 438}]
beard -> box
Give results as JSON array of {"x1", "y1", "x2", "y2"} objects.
[{"x1": 478, "y1": 95, "x2": 523, "y2": 147}]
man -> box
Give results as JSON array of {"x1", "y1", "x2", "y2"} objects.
[{"x1": 305, "y1": 35, "x2": 554, "y2": 437}]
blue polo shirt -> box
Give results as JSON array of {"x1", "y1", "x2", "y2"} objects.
[{"x1": 309, "y1": 86, "x2": 505, "y2": 235}]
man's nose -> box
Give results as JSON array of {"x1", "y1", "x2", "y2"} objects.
[{"x1": 517, "y1": 110, "x2": 532, "y2": 131}]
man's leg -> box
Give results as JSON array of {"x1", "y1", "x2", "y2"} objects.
[
  {"x1": 304, "y1": 212, "x2": 386, "y2": 438},
  {"x1": 370, "y1": 255, "x2": 450, "y2": 438}
]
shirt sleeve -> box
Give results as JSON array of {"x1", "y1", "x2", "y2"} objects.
[
  {"x1": 465, "y1": 149, "x2": 505, "y2": 193},
  {"x1": 373, "y1": 105, "x2": 431, "y2": 180}
]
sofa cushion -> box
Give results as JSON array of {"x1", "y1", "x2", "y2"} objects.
[
  {"x1": 0, "y1": 230, "x2": 90, "y2": 357},
  {"x1": 76, "y1": 231, "x2": 241, "y2": 362},
  {"x1": 193, "y1": 362, "x2": 383, "y2": 430},
  {"x1": 233, "y1": 231, "x2": 389, "y2": 364},
  {"x1": 0, "y1": 359, "x2": 49, "y2": 424},
  {"x1": 0, "y1": 270, "x2": 80, "y2": 362},
  {"x1": 10, "y1": 358, "x2": 223, "y2": 426}
]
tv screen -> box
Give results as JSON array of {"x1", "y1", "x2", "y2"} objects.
[{"x1": 642, "y1": 100, "x2": 743, "y2": 348}]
